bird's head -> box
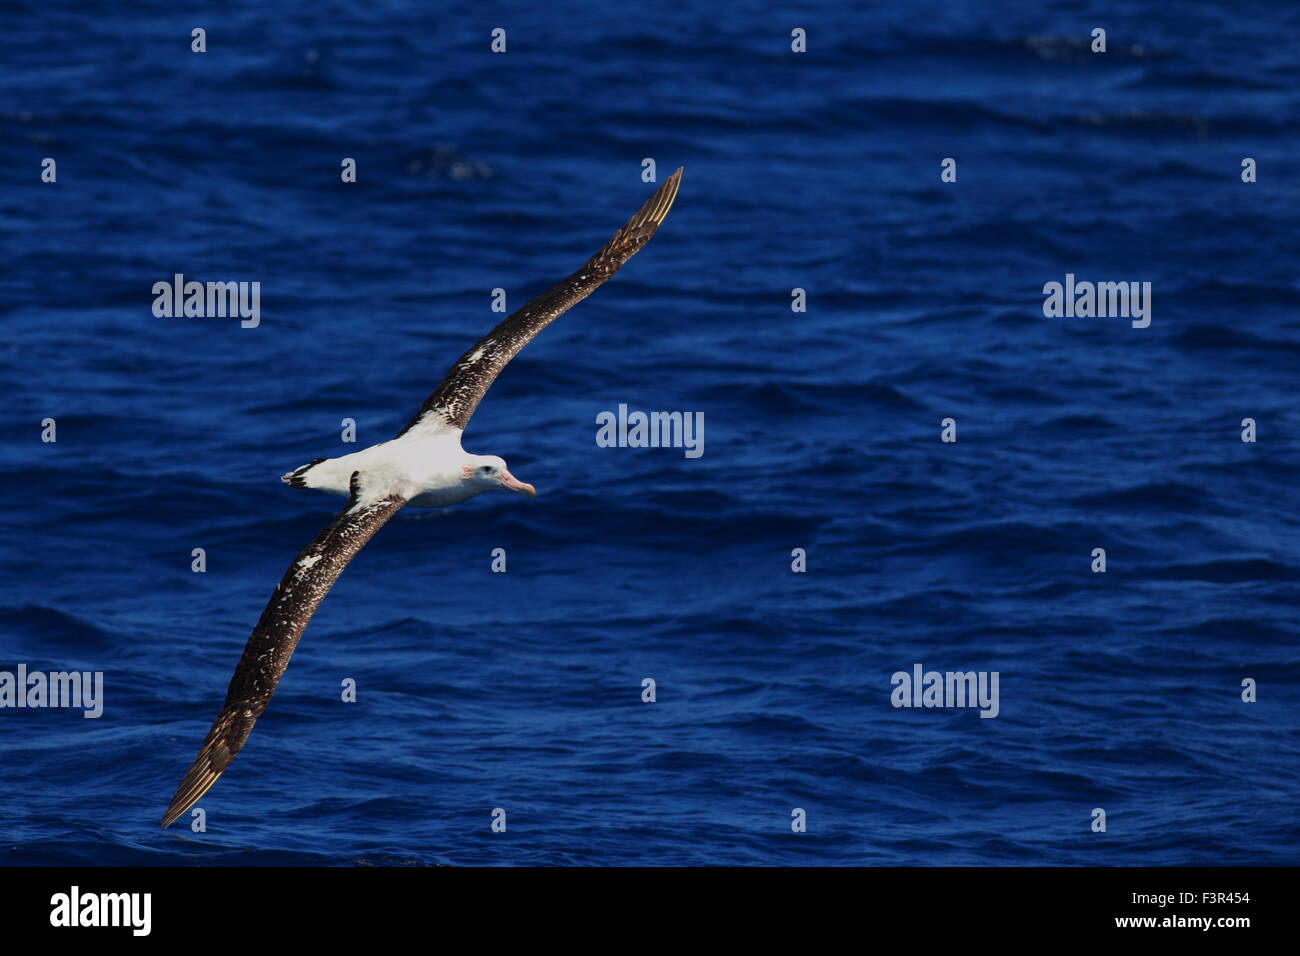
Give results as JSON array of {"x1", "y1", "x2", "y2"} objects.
[{"x1": 462, "y1": 455, "x2": 536, "y2": 498}]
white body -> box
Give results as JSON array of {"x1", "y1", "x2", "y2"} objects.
[{"x1": 287, "y1": 428, "x2": 532, "y2": 508}]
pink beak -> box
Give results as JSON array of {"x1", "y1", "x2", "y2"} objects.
[{"x1": 500, "y1": 469, "x2": 536, "y2": 498}]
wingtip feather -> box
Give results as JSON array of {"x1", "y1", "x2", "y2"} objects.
[
  {"x1": 616, "y1": 167, "x2": 683, "y2": 251},
  {"x1": 645, "y1": 167, "x2": 682, "y2": 227},
  {"x1": 161, "y1": 711, "x2": 239, "y2": 828},
  {"x1": 161, "y1": 760, "x2": 222, "y2": 829}
]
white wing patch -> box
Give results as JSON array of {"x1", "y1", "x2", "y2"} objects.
[{"x1": 465, "y1": 339, "x2": 493, "y2": 364}]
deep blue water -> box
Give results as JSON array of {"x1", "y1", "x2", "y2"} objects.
[{"x1": 1, "y1": 0, "x2": 1298, "y2": 866}]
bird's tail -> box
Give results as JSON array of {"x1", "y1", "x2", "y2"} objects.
[{"x1": 282, "y1": 458, "x2": 326, "y2": 489}]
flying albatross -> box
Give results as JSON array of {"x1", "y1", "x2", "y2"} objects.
[{"x1": 161, "y1": 168, "x2": 683, "y2": 828}]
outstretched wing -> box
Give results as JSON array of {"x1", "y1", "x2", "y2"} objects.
[
  {"x1": 398, "y1": 167, "x2": 683, "y2": 438},
  {"x1": 161, "y1": 473, "x2": 408, "y2": 828}
]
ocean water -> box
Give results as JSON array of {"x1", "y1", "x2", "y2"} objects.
[{"x1": 1, "y1": 0, "x2": 1298, "y2": 866}]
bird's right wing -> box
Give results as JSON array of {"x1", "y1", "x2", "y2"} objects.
[
  {"x1": 161, "y1": 472, "x2": 407, "y2": 828},
  {"x1": 397, "y1": 168, "x2": 683, "y2": 438}
]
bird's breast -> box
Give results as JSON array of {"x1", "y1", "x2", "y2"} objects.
[{"x1": 407, "y1": 485, "x2": 479, "y2": 509}]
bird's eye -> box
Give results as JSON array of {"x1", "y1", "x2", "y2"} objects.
[{"x1": 481, "y1": 466, "x2": 493, "y2": 474}]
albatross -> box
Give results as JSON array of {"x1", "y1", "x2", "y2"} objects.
[{"x1": 161, "y1": 168, "x2": 683, "y2": 828}]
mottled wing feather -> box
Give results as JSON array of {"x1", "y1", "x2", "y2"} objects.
[
  {"x1": 398, "y1": 167, "x2": 683, "y2": 436},
  {"x1": 161, "y1": 473, "x2": 407, "y2": 828}
]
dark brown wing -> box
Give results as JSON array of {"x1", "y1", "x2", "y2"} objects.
[
  {"x1": 161, "y1": 473, "x2": 407, "y2": 828},
  {"x1": 398, "y1": 167, "x2": 683, "y2": 437}
]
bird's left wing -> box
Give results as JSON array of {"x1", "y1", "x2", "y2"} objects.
[
  {"x1": 161, "y1": 472, "x2": 407, "y2": 828},
  {"x1": 397, "y1": 168, "x2": 683, "y2": 438}
]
